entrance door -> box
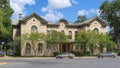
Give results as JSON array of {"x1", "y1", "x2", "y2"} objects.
[{"x1": 62, "y1": 44, "x2": 70, "y2": 52}]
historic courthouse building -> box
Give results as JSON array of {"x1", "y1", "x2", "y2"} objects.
[{"x1": 13, "y1": 13, "x2": 106, "y2": 56}]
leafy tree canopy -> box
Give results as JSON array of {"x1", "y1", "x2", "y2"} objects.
[
  {"x1": 0, "y1": 0, "x2": 14, "y2": 42},
  {"x1": 46, "y1": 30, "x2": 68, "y2": 44},
  {"x1": 75, "y1": 30, "x2": 116, "y2": 53},
  {"x1": 75, "y1": 15, "x2": 87, "y2": 23},
  {"x1": 100, "y1": 0, "x2": 120, "y2": 41}
]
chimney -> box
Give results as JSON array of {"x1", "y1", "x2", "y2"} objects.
[{"x1": 19, "y1": 13, "x2": 22, "y2": 20}]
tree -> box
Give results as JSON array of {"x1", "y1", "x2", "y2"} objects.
[
  {"x1": 46, "y1": 30, "x2": 68, "y2": 54},
  {"x1": 75, "y1": 30, "x2": 116, "y2": 56},
  {"x1": 16, "y1": 33, "x2": 46, "y2": 56},
  {"x1": 0, "y1": 0, "x2": 14, "y2": 56},
  {"x1": 29, "y1": 33, "x2": 46, "y2": 56},
  {"x1": 100, "y1": 0, "x2": 120, "y2": 46},
  {"x1": 98, "y1": 34, "x2": 116, "y2": 52},
  {"x1": 75, "y1": 31, "x2": 87, "y2": 55},
  {"x1": 75, "y1": 15, "x2": 87, "y2": 23}
]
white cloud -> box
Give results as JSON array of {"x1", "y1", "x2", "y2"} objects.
[
  {"x1": 90, "y1": 9, "x2": 100, "y2": 16},
  {"x1": 41, "y1": 0, "x2": 75, "y2": 21},
  {"x1": 10, "y1": 0, "x2": 36, "y2": 20},
  {"x1": 41, "y1": 0, "x2": 72, "y2": 12},
  {"x1": 78, "y1": 10, "x2": 89, "y2": 16},
  {"x1": 78, "y1": 9, "x2": 100, "y2": 16},
  {"x1": 43, "y1": 10, "x2": 63, "y2": 22},
  {"x1": 71, "y1": 0, "x2": 78, "y2": 4}
]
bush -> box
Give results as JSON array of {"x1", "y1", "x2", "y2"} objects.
[
  {"x1": 53, "y1": 52, "x2": 59, "y2": 57},
  {"x1": 72, "y1": 51, "x2": 81, "y2": 56},
  {"x1": 83, "y1": 52, "x2": 91, "y2": 56}
]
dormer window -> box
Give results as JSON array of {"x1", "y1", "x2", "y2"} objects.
[
  {"x1": 31, "y1": 26, "x2": 38, "y2": 33},
  {"x1": 95, "y1": 22, "x2": 97, "y2": 24},
  {"x1": 93, "y1": 28, "x2": 99, "y2": 34},
  {"x1": 33, "y1": 19, "x2": 35, "y2": 21}
]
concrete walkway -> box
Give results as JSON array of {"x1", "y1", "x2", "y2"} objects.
[{"x1": 0, "y1": 56, "x2": 120, "y2": 60}]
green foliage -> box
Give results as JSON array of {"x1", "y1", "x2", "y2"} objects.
[
  {"x1": 46, "y1": 30, "x2": 68, "y2": 44},
  {"x1": 100, "y1": 0, "x2": 120, "y2": 42},
  {"x1": 17, "y1": 33, "x2": 46, "y2": 56},
  {"x1": 0, "y1": 0, "x2": 14, "y2": 42},
  {"x1": 17, "y1": 33, "x2": 46, "y2": 44},
  {"x1": 29, "y1": 32, "x2": 46, "y2": 42},
  {"x1": 59, "y1": 19, "x2": 68, "y2": 24},
  {"x1": 75, "y1": 15, "x2": 87, "y2": 23},
  {"x1": 53, "y1": 51, "x2": 59, "y2": 57},
  {"x1": 75, "y1": 30, "x2": 116, "y2": 55}
]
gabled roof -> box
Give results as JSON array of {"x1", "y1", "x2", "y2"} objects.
[
  {"x1": 21, "y1": 12, "x2": 47, "y2": 24},
  {"x1": 77, "y1": 16, "x2": 106, "y2": 27}
]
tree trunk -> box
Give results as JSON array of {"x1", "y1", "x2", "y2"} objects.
[{"x1": 3, "y1": 43, "x2": 6, "y2": 57}]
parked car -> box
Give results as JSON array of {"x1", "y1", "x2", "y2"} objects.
[
  {"x1": 0, "y1": 51, "x2": 14, "y2": 56},
  {"x1": 0, "y1": 51, "x2": 4, "y2": 55},
  {"x1": 56, "y1": 52, "x2": 75, "y2": 59},
  {"x1": 98, "y1": 51, "x2": 117, "y2": 58},
  {"x1": 7, "y1": 51, "x2": 14, "y2": 56}
]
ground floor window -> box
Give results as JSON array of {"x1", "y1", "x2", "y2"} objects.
[
  {"x1": 25, "y1": 43, "x2": 31, "y2": 55},
  {"x1": 38, "y1": 43, "x2": 43, "y2": 53}
]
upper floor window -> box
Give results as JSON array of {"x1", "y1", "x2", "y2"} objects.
[
  {"x1": 61, "y1": 30, "x2": 64, "y2": 34},
  {"x1": 15, "y1": 30, "x2": 20, "y2": 37},
  {"x1": 75, "y1": 31, "x2": 78, "y2": 39},
  {"x1": 47, "y1": 30, "x2": 50, "y2": 35},
  {"x1": 69, "y1": 31, "x2": 72, "y2": 39},
  {"x1": 31, "y1": 26, "x2": 38, "y2": 33},
  {"x1": 93, "y1": 28, "x2": 99, "y2": 34}
]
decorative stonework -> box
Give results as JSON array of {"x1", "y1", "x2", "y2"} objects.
[{"x1": 13, "y1": 13, "x2": 106, "y2": 56}]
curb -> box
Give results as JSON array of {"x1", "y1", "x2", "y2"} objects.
[{"x1": 0, "y1": 62, "x2": 7, "y2": 65}]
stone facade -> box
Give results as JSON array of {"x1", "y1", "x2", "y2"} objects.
[{"x1": 13, "y1": 13, "x2": 106, "y2": 56}]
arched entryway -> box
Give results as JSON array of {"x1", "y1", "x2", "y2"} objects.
[{"x1": 60, "y1": 43, "x2": 73, "y2": 53}]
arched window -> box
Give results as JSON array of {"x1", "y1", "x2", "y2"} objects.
[
  {"x1": 61, "y1": 30, "x2": 64, "y2": 34},
  {"x1": 47, "y1": 30, "x2": 50, "y2": 35},
  {"x1": 38, "y1": 43, "x2": 43, "y2": 53},
  {"x1": 69, "y1": 31, "x2": 72, "y2": 39},
  {"x1": 25, "y1": 43, "x2": 31, "y2": 55},
  {"x1": 15, "y1": 29, "x2": 19, "y2": 37},
  {"x1": 75, "y1": 31, "x2": 78, "y2": 39},
  {"x1": 31, "y1": 26, "x2": 38, "y2": 33},
  {"x1": 93, "y1": 28, "x2": 99, "y2": 34}
]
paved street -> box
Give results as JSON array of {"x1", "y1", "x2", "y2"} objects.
[{"x1": 0, "y1": 58, "x2": 120, "y2": 68}]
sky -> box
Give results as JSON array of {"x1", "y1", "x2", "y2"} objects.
[{"x1": 10, "y1": 0, "x2": 105, "y2": 22}]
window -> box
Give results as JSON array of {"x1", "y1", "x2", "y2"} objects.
[
  {"x1": 38, "y1": 43, "x2": 43, "y2": 53},
  {"x1": 93, "y1": 28, "x2": 99, "y2": 34},
  {"x1": 31, "y1": 26, "x2": 38, "y2": 33},
  {"x1": 33, "y1": 19, "x2": 35, "y2": 21},
  {"x1": 75, "y1": 31, "x2": 78, "y2": 39},
  {"x1": 69, "y1": 31, "x2": 72, "y2": 39},
  {"x1": 47, "y1": 30, "x2": 50, "y2": 35},
  {"x1": 15, "y1": 30, "x2": 20, "y2": 37},
  {"x1": 61, "y1": 30, "x2": 65, "y2": 34},
  {"x1": 25, "y1": 43, "x2": 31, "y2": 55}
]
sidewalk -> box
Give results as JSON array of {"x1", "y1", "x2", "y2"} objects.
[
  {"x1": 0, "y1": 56, "x2": 97, "y2": 59},
  {"x1": 0, "y1": 56, "x2": 120, "y2": 59}
]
